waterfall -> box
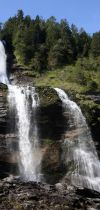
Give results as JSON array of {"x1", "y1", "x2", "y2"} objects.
[
  {"x1": 55, "y1": 88, "x2": 100, "y2": 192},
  {"x1": 0, "y1": 40, "x2": 100, "y2": 189},
  {"x1": 0, "y1": 41, "x2": 9, "y2": 84},
  {"x1": 0, "y1": 41, "x2": 42, "y2": 182},
  {"x1": 8, "y1": 86, "x2": 41, "y2": 181}
]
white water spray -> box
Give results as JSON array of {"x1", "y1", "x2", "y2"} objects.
[
  {"x1": 55, "y1": 88, "x2": 100, "y2": 192},
  {"x1": 0, "y1": 41, "x2": 9, "y2": 84}
]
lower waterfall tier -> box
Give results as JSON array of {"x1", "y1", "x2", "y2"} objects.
[{"x1": 0, "y1": 85, "x2": 100, "y2": 193}]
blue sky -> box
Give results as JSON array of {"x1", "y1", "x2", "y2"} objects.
[{"x1": 0, "y1": 0, "x2": 100, "y2": 34}]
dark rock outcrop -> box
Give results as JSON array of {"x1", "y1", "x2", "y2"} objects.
[
  {"x1": 0, "y1": 84, "x2": 68, "y2": 182},
  {"x1": 0, "y1": 83, "x2": 8, "y2": 134},
  {"x1": 0, "y1": 176, "x2": 100, "y2": 210},
  {"x1": 0, "y1": 84, "x2": 18, "y2": 178},
  {"x1": 0, "y1": 84, "x2": 99, "y2": 186}
]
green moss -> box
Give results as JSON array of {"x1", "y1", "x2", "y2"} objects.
[
  {"x1": 36, "y1": 86, "x2": 60, "y2": 107},
  {"x1": 22, "y1": 70, "x2": 39, "y2": 78},
  {"x1": 42, "y1": 138, "x2": 53, "y2": 145},
  {"x1": 0, "y1": 83, "x2": 8, "y2": 91},
  {"x1": 0, "y1": 83, "x2": 8, "y2": 97},
  {"x1": 74, "y1": 94, "x2": 100, "y2": 125}
]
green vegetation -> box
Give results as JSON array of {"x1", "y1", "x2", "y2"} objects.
[
  {"x1": 0, "y1": 10, "x2": 99, "y2": 94},
  {"x1": 34, "y1": 57, "x2": 100, "y2": 93},
  {"x1": 34, "y1": 56, "x2": 100, "y2": 126},
  {"x1": 0, "y1": 83, "x2": 8, "y2": 90},
  {"x1": 42, "y1": 138, "x2": 53, "y2": 145},
  {"x1": 0, "y1": 10, "x2": 97, "y2": 70},
  {"x1": 37, "y1": 87, "x2": 60, "y2": 107}
]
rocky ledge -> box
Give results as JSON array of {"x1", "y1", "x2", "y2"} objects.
[{"x1": 0, "y1": 176, "x2": 100, "y2": 210}]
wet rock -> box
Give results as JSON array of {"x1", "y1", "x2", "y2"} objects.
[
  {"x1": 0, "y1": 177, "x2": 99, "y2": 210},
  {"x1": 76, "y1": 188, "x2": 100, "y2": 198},
  {"x1": 0, "y1": 84, "x2": 99, "y2": 192},
  {"x1": 0, "y1": 85, "x2": 19, "y2": 179},
  {"x1": 0, "y1": 84, "x2": 8, "y2": 134}
]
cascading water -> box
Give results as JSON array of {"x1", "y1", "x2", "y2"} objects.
[
  {"x1": 0, "y1": 40, "x2": 100, "y2": 189},
  {"x1": 55, "y1": 88, "x2": 100, "y2": 192},
  {"x1": 0, "y1": 41, "x2": 42, "y2": 182},
  {"x1": 0, "y1": 41, "x2": 9, "y2": 84},
  {"x1": 8, "y1": 86, "x2": 41, "y2": 181}
]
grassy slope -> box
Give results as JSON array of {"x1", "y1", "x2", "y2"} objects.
[
  {"x1": 31, "y1": 61, "x2": 100, "y2": 125},
  {"x1": 33, "y1": 65, "x2": 100, "y2": 93},
  {"x1": 22, "y1": 57, "x2": 100, "y2": 115}
]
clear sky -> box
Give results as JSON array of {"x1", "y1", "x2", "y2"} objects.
[{"x1": 0, "y1": 0, "x2": 100, "y2": 34}]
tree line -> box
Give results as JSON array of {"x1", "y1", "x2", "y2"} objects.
[{"x1": 0, "y1": 10, "x2": 100, "y2": 73}]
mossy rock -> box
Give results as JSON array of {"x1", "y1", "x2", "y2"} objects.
[
  {"x1": 68, "y1": 90, "x2": 100, "y2": 126},
  {"x1": 41, "y1": 143, "x2": 66, "y2": 184},
  {"x1": 36, "y1": 86, "x2": 61, "y2": 107},
  {"x1": 0, "y1": 83, "x2": 8, "y2": 97},
  {"x1": 0, "y1": 83, "x2": 8, "y2": 91}
]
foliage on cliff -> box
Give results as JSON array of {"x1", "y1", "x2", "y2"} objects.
[{"x1": 34, "y1": 56, "x2": 100, "y2": 92}]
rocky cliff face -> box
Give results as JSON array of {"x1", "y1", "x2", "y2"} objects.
[
  {"x1": 0, "y1": 84, "x2": 18, "y2": 178},
  {"x1": 0, "y1": 85, "x2": 67, "y2": 183},
  {"x1": 0, "y1": 84, "x2": 99, "y2": 185},
  {"x1": 36, "y1": 87, "x2": 69, "y2": 184},
  {"x1": 0, "y1": 83, "x2": 100, "y2": 209}
]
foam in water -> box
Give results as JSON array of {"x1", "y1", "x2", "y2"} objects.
[{"x1": 55, "y1": 88, "x2": 100, "y2": 192}]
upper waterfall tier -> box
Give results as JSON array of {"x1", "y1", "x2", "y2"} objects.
[
  {"x1": 0, "y1": 41, "x2": 42, "y2": 182},
  {"x1": 0, "y1": 41, "x2": 9, "y2": 85}
]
